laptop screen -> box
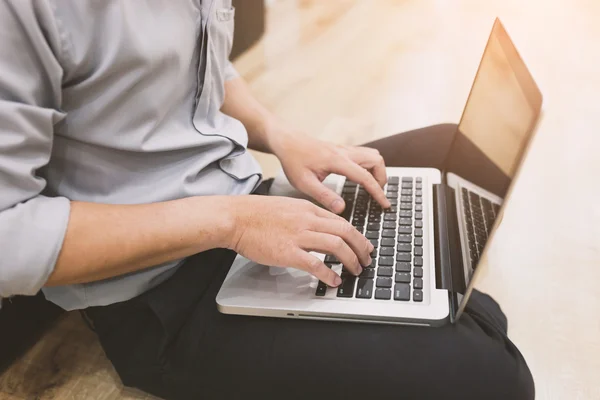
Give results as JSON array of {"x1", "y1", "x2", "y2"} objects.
[
  {"x1": 444, "y1": 19, "x2": 542, "y2": 319},
  {"x1": 444, "y1": 19, "x2": 543, "y2": 198}
]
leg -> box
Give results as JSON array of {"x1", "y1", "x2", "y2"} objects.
[{"x1": 86, "y1": 251, "x2": 534, "y2": 400}]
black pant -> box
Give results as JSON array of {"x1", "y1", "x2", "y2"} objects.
[{"x1": 85, "y1": 124, "x2": 534, "y2": 400}]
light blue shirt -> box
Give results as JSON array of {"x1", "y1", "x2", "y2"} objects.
[{"x1": 0, "y1": 0, "x2": 262, "y2": 310}]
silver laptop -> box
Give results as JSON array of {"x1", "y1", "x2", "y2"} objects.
[{"x1": 216, "y1": 19, "x2": 543, "y2": 326}]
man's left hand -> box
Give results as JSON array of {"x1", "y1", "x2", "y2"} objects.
[{"x1": 271, "y1": 130, "x2": 391, "y2": 214}]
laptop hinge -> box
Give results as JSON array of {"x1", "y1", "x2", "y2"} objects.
[{"x1": 433, "y1": 184, "x2": 466, "y2": 323}]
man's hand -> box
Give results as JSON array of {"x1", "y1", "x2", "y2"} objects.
[
  {"x1": 219, "y1": 78, "x2": 389, "y2": 213},
  {"x1": 271, "y1": 130, "x2": 391, "y2": 214},
  {"x1": 226, "y1": 196, "x2": 374, "y2": 287}
]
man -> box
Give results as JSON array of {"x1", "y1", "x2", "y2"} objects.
[{"x1": 0, "y1": 1, "x2": 534, "y2": 399}]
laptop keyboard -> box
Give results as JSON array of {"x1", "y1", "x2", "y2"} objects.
[
  {"x1": 461, "y1": 188, "x2": 501, "y2": 267},
  {"x1": 315, "y1": 176, "x2": 425, "y2": 302}
]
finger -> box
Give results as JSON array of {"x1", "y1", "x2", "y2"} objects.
[
  {"x1": 313, "y1": 205, "x2": 347, "y2": 220},
  {"x1": 331, "y1": 159, "x2": 390, "y2": 209},
  {"x1": 298, "y1": 231, "x2": 364, "y2": 276},
  {"x1": 314, "y1": 218, "x2": 373, "y2": 266},
  {"x1": 294, "y1": 173, "x2": 345, "y2": 214},
  {"x1": 345, "y1": 147, "x2": 387, "y2": 187},
  {"x1": 294, "y1": 249, "x2": 342, "y2": 287}
]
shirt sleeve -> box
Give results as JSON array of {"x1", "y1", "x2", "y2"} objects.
[
  {"x1": 224, "y1": 60, "x2": 240, "y2": 81},
  {"x1": 0, "y1": 1, "x2": 71, "y2": 299}
]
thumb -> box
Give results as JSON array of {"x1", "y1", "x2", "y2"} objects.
[{"x1": 296, "y1": 174, "x2": 345, "y2": 214}]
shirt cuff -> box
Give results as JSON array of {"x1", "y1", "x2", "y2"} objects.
[
  {"x1": 224, "y1": 60, "x2": 240, "y2": 81},
  {"x1": 0, "y1": 196, "x2": 71, "y2": 298}
]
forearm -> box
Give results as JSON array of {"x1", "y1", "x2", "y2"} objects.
[
  {"x1": 221, "y1": 76, "x2": 286, "y2": 154},
  {"x1": 46, "y1": 196, "x2": 234, "y2": 286}
]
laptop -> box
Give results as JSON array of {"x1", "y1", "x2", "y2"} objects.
[{"x1": 216, "y1": 18, "x2": 543, "y2": 326}]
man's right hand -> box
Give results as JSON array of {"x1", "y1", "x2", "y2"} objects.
[{"x1": 225, "y1": 196, "x2": 374, "y2": 287}]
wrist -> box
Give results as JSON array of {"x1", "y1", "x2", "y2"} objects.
[
  {"x1": 184, "y1": 195, "x2": 238, "y2": 251},
  {"x1": 262, "y1": 119, "x2": 296, "y2": 158}
]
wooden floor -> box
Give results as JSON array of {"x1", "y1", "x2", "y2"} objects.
[{"x1": 2, "y1": 0, "x2": 599, "y2": 398}]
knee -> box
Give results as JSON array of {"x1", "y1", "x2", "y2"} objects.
[{"x1": 456, "y1": 345, "x2": 535, "y2": 400}]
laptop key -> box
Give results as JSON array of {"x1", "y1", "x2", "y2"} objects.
[
  {"x1": 342, "y1": 193, "x2": 355, "y2": 201},
  {"x1": 416, "y1": 177, "x2": 422, "y2": 182},
  {"x1": 342, "y1": 186, "x2": 357, "y2": 194},
  {"x1": 413, "y1": 290, "x2": 423, "y2": 302},
  {"x1": 394, "y1": 284, "x2": 411, "y2": 301},
  {"x1": 366, "y1": 231, "x2": 379, "y2": 240},
  {"x1": 401, "y1": 189, "x2": 413, "y2": 196},
  {"x1": 396, "y1": 253, "x2": 411, "y2": 262},
  {"x1": 415, "y1": 197, "x2": 422, "y2": 204},
  {"x1": 386, "y1": 185, "x2": 399, "y2": 192},
  {"x1": 415, "y1": 220, "x2": 423, "y2": 228},
  {"x1": 398, "y1": 227, "x2": 412, "y2": 234},
  {"x1": 341, "y1": 209, "x2": 352, "y2": 221},
  {"x1": 337, "y1": 276, "x2": 356, "y2": 298},
  {"x1": 379, "y1": 247, "x2": 394, "y2": 257},
  {"x1": 416, "y1": 183, "x2": 423, "y2": 189},
  {"x1": 400, "y1": 204, "x2": 412, "y2": 210},
  {"x1": 413, "y1": 278, "x2": 423, "y2": 289},
  {"x1": 324, "y1": 254, "x2": 339, "y2": 264},
  {"x1": 377, "y1": 266, "x2": 394, "y2": 277},
  {"x1": 414, "y1": 267, "x2": 423, "y2": 278},
  {"x1": 395, "y1": 262, "x2": 411, "y2": 272},
  {"x1": 399, "y1": 218, "x2": 412, "y2": 226},
  {"x1": 388, "y1": 199, "x2": 398, "y2": 206},
  {"x1": 470, "y1": 249, "x2": 478, "y2": 262},
  {"x1": 384, "y1": 214, "x2": 396, "y2": 221},
  {"x1": 360, "y1": 268, "x2": 376, "y2": 278},
  {"x1": 381, "y1": 229, "x2": 395, "y2": 238},
  {"x1": 370, "y1": 249, "x2": 378, "y2": 259},
  {"x1": 415, "y1": 212, "x2": 423, "y2": 220},
  {"x1": 375, "y1": 288, "x2": 392, "y2": 300},
  {"x1": 386, "y1": 192, "x2": 398, "y2": 199},
  {"x1": 383, "y1": 221, "x2": 395, "y2": 230},
  {"x1": 395, "y1": 272, "x2": 411, "y2": 283},
  {"x1": 399, "y1": 210, "x2": 412, "y2": 218},
  {"x1": 414, "y1": 237, "x2": 423, "y2": 246},
  {"x1": 414, "y1": 257, "x2": 423, "y2": 267},
  {"x1": 397, "y1": 243, "x2": 411, "y2": 252},
  {"x1": 400, "y1": 196, "x2": 412, "y2": 203},
  {"x1": 388, "y1": 177, "x2": 400, "y2": 185},
  {"x1": 402, "y1": 177, "x2": 413, "y2": 183},
  {"x1": 376, "y1": 277, "x2": 393, "y2": 288},
  {"x1": 381, "y1": 238, "x2": 395, "y2": 247},
  {"x1": 315, "y1": 282, "x2": 328, "y2": 296},
  {"x1": 401, "y1": 182, "x2": 413, "y2": 189},
  {"x1": 378, "y1": 256, "x2": 394, "y2": 266},
  {"x1": 414, "y1": 247, "x2": 423, "y2": 256},
  {"x1": 369, "y1": 239, "x2": 379, "y2": 248},
  {"x1": 415, "y1": 190, "x2": 423, "y2": 197},
  {"x1": 397, "y1": 234, "x2": 412, "y2": 243},
  {"x1": 355, "y1": 278, "x2": 374, "y2": 299},
  {"x1": 414, "y1": 229, "x2": 423, "y2": 237},
  {"x1": 367, "y1": 222, "x2": 380, "y2": 231},
  {"x1": 415, "y1": 204, "x2": 423, "y2": 212}
]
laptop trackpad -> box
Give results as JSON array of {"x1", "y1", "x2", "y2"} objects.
[{"x1": 223, "y1": 256, "x2": 315, "y2": 296}]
